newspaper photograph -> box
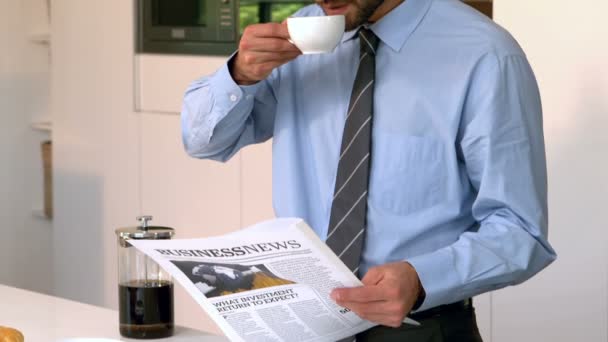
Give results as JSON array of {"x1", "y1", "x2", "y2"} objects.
[{"x1": 129, "y1": 218, "x2": 417, "y2": 342}]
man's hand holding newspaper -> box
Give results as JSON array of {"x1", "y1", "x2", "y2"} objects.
[{"x1": 331, "y1": 261, "x2": 422, "y2": 328}]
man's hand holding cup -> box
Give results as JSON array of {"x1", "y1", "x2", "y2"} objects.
[{"x1": 230, "y1": 23, "x2": 301, "y2": 86}]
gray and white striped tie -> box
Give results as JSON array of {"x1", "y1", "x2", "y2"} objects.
[{"x1": 326, "y1": 28, "x2": 380, "y2": 278}]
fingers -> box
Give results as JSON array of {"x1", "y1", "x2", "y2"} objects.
[
  {"x1": 331, "y1": 285, "x2": 385, "y2": 303},
  {"x1": 329, "y1": 263, "x2": 422, "y2": 328},
  {"x1": 244, "y1": 22, "x2": 291, "y2": 40},
  {"x1": 241, "y1": 37, "x2": 299, "y2": 53},
  {"x1": 357, "y1": 313, "x2": 404, "y2": 328},
  {"x1": 340, "y1": 300, "x2": 387, "y2": 316},
  {"x1": 337, "y1": 297, "x2": 409, "y2": 328},
  {"x1": 343, "y1": 298, "x2": 408, "y2": 316},
  {"x1": 361, "y1": 266, "x2": 384, "y2": 286},
  {"x1": 230, "y1": 22, "x2": 299, "y2": 84},
  {"x1": 337, "y1": 298, "x2": 408, "y2": 328},
  {"x1": 239, "y1": 50, "x2": 301, "y2": 65}
]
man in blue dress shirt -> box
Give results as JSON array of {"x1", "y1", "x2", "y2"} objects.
[{"x1": 181, "y1": 0, "x2": 557, "y2": 340}]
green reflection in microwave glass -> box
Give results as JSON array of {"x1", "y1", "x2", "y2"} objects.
[
  {"x1": 240, "y1": 4, "x2": 261, "y2": 30},
  {"x1": 239, "y1": 2, "x2": 312, "y2": 34}
]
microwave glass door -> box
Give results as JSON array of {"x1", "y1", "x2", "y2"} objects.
[
  {"x1": 153, "y1": 0, "x2": 207, "y2": 27},
  {"x1": 145, "y1": 0, "x2": 228, "y2": 42},
  {"x1": 139, "y1": 0, "x2": 238, "y2": 55}
]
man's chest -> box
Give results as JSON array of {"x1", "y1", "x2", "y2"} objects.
[
  {"x1": 273, "y1": 50, "x2": 477, "y2": 215},
  {"x1": 277, "y1": 49, "x2": 474, "y2": 144}
]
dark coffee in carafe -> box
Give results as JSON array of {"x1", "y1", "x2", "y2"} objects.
[
  {"x1": 118, "y1": 280, "x2": 174, "y2": 339},
  {"x1": 116, "y1": 216, "x2": 175, "y2": 339}
]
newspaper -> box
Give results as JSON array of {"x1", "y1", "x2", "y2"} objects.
[{"x1": 129, "y1": 218, "x2": 418, "y2": 342}]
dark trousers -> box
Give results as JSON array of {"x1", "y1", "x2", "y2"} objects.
[{"x1": 356, "y1": 305, "x2": 483, "y2": 342}]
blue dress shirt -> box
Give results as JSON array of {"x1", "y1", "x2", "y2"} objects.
[{"x1": 181, "y1": 0, "x2": 556, "y2": 311}]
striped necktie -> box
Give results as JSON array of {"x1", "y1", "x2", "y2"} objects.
[{"x1": 326, "y1": 28, "x2": 380, "y2": 277}]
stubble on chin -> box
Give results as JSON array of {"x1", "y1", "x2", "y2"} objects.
[
  {"x1": 344, "y1": 0, "x2": 385, "y2": 31},
  {"x1": 344, "y1": 15, "x2": 358, "y2": 31}
]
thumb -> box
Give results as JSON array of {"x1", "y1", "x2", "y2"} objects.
[{"x1": 361, "y1": 266, "x2": 384, "y2": 286}]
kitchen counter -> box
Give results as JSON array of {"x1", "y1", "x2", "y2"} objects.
[{"x1": 0, "y1": 284, "x2": 228, "y2": 342}]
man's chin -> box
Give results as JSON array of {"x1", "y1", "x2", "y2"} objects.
[
  {"x1": 319, "y1": 3, "x2": 360, "y2": 31},
  {"x1": 345, "y1": 15, "x2": 364, "y2": 31}
]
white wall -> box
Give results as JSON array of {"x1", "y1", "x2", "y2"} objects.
[
  {"x1": 50, "y1": 0, "x2": 140, "y2": 308},
  {"x1": 0, "y1": 0, "x2": 53, "y2": 295},
  {"x1": 492, "y1": 1, "x2": 608, "y2": 341}
]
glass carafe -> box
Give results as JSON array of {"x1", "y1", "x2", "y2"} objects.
[{"x1": 115, "y1": 216, "x2": 175, "y2": 339}]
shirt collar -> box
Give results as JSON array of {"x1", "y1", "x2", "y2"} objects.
[{"x1": 340, "y1": 0, "x2": 433, "y2": 52}]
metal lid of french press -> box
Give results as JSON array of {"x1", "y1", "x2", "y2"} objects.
[{"x1": 116, "y1": 216, "x2": 175, "y2": 246}]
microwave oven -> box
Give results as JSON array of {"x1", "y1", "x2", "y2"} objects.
[{"x1": 136, "y1": 0, "x2": 312, "y2": 56}]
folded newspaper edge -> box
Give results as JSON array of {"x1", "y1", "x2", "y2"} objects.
[{"x1": 129, "y1": 217, "x2": 419, "y2": 342}]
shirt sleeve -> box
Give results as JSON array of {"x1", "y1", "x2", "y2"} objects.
[
  {"x1": 406, "y1": 53, "x2": 557, "y2": 311},
  {"x1": 181, "y1": 56, "x2": 279, "y2": 162}
]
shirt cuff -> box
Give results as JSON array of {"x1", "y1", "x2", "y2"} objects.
[
  {"x1": 210, "y1": 63, "x2": 259, "y2": 107},
  {"x1": 214, "y1": 53, "x2": 264, "y2": 99},
  {"x1": 406, "y1": 248, "x2": 459, "y2": 312},
  {"x1": 205, "y1": 58, "x2": 263, "y2": 130}
]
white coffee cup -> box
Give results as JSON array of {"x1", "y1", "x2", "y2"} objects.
[{"x1": 287, "y1": 15, "x2": 345, "y2": 54}]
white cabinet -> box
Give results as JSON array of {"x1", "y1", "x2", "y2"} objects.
[{"x1": 135, "y1": 54, "x2": 227, "y2": 114}]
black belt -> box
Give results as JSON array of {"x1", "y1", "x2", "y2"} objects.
[{"x1": 410, "y1": 298, "x2": 473, "y2": 320}]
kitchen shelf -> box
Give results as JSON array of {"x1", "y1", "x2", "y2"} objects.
[
  {"x1": 30, "y1": 118, "x2": 52, "y2": 132},
  {"x1": 28, "y1": 32, "x2": 51, "y2": 45},
  {"x1": 32, "y1": 208, "x2": 51, "y2": 220}
]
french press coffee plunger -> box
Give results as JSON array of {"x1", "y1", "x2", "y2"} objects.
[{"x1": 115, "y1": 216, "x2": 175, "y2": 339}]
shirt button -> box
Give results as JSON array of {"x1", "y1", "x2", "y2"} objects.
[{"x1": 229, "y1": 94, "x2": 238, "y2": 102}]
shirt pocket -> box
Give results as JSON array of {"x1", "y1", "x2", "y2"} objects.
[{"x1": 369, "y1": 132, "x2": 445, "y2": 215}]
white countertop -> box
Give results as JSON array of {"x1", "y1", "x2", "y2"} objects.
[{"x1": 0, "y1": 284, "x2": 229, "y2": 342}]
